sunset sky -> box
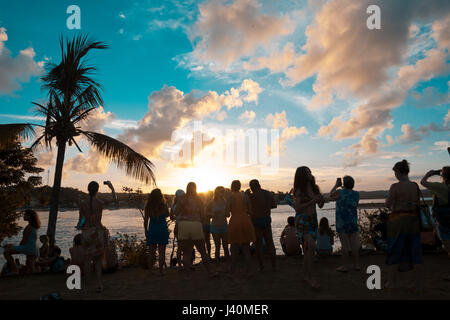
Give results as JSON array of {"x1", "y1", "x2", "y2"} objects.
[{"x1": 0, "y1": 0, "x2": 449, "y2": 194}]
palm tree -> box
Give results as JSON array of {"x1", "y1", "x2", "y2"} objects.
[{"x1": 0, "y1": 35, "x2": 155, "y2": 246}]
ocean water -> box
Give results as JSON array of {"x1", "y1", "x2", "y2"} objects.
[{"x1": 0, "y1": 201, "x2": 383, "y2": 267}]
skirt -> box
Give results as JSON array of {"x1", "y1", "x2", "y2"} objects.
[
  {"x1": 210, "y1": 225, "x2": 228, "y2": 234},
  {"x1": 81, "y1": 226, "x2": 106, "y2": 259},
  {"x1": 295, "y1": 212, "x2": 318, "y2": 242},
  {"x1": 386, "y1": 212, "x2": 423, "y2": 270},
  {"x1": 178, "y1": 221, "x2": 204, "y2": 241}
]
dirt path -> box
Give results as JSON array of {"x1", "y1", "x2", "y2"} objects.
[{"x1": 1, "y1": 253, "x2": 449, "y2": 300}]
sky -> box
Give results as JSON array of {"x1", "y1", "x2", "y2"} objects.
[{"x1": 0, "y1": 0, "x2": 449, "y2": 194}]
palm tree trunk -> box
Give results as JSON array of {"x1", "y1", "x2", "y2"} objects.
[{"x1": 47, "y1": 140, "x2": 66, "y2": 247}]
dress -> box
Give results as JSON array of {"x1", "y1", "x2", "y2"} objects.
[
  {"x1": 146, "y1": 208, "x2": 169, "y2": 245},
  {"x1": 80, "y1": 198, "x2": 107, "y2": 259},
  {"x1": 335, "y1": 189, "x2": 359, "y2": 234},
  {"x1": 227, "y1": 192, "x2": 256, "y2": 244},
  {"x1": 14, "y1": 226, "x2": 39, "y2": 256},
  {"x1": 386, "y1": 182, "x2": 423, "y2": 270}
]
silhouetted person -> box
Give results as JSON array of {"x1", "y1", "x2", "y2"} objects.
[
  {"x1": 385, "y1": 160, "x2": 422, "y2": 290},
  {"x1": 247, "y1": 179, "x2": 277, "y2": 271}
]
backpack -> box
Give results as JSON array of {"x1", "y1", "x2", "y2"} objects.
[{"x1": 432, "y1": 185, "x2": 450, "y2": 228}]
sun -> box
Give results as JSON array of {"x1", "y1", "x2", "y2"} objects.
[{"x1": 177, "y1": 164, "x2": 232, "y2": 193}]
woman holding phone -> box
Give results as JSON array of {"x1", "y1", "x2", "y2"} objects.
[{"x1": 329, "y1": 176, "x2": 360, "y2": 272}]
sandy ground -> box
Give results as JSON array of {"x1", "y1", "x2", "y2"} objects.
[{"x1": 0, "y1": 253, "x2": 449, "y2": 300}]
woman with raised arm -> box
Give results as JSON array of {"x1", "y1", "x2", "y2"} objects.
[
  {"x1": 293, "y1": 166, "x2": 324, "y2": 289},
  {"x1": 144, "y1": 188, "x2": 170, "y2": 276},
  {"x1": 78, "y1": 180, "x2": 117, "y2": 293},
  {"x1": 385, "y1": 160, "x2": 422, "y2": 290}
]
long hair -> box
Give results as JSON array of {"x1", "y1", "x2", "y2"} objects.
[
  {"x1": 88, "y1": 181, "x2": 99, "y2": 213},
  {"x1": 231, "y1": 180, "x2": 241, "y2": 192},
  {"x1": 25, "y1": 209, "x2": 41, "y2": 229},
  {"x1": 293, "y1": 166, "x2": 320, "y2": 195},
  {"x1": 214, "y1": 186, "x2": 225, "y2": 202},
  {"x1": 145, "y1": 188, "x2": 166, "y2": 218},
  {"x1": 186, "y1": 182, "x2": 197, "y2": 197}
]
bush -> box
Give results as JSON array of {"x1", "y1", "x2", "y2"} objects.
[
  {"x1": 358, "y1": 207, "x2": 390, "y2": 246},
  {"x1": 113, "y1": 233, "x2": 148, "y2": 268}
]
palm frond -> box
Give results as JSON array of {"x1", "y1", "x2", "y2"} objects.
[
  {"x1": 0, "y1": 123, "x2": 35, "y2": 149},
  {"x1": 81, "y1": 131, "x2": 156, "y2": 185}
]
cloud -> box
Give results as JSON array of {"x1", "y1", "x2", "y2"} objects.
[
  {"x1": 399, "y1": 124, "x2": 422, "y2": 144},
  {"x1": 80, "y1": 106, "x2": 116, "y2": 133},
  {"x1": 243, "y1": 42, "x2": 295, "y2": 73},
  {"x1": 239, "y1": 110, "x2": 256, "y2": 124},
  {"x1": 65, "y1": 149, "x2": 110, "y2": 174},
  {"x1": 282, "y1": 0, "x2": 450, "y2": 109},
  {"x1": 187, "y1": 0, "x2": 294, "y2": 70},
  {"x1": 119, "y1": 79, "x2": 262, "y2": 157},
  {"x1": 266, "y1": 111, "x2": 288, "y2": 129},
  {"x1": 119, "y1": 12, "x2": 126, "y2": 19},
  {"x1": 266, "y1": 110, "x2": 308, "y2": 152},
  {"x1": 0, "y1": 27, "x2": 43, "y2": 95}
]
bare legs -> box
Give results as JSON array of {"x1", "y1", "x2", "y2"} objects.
[
  {"x1": 3, "y1": 248, "x2": 19, "y2": 273},
  {"x1": 181, "y1": 239, "x2": 214, "y2": 279},
  {"x1": 254, "y1": 227, "x2": 276, "y2": 271},
  {"x1": 212, "y1": 233, "x2": 230, "y2": 261},
  {"x1": 337, "y1": 232, "x2": 360, "y2": 272},
  {"x1": 204, "y1": 230, "x2": 211, "y2": 259},
  {"x1": 83, "y1": 255, "x2": 103, "y2": 293},
  {"x1": 229, "y1": 244, "x2": 251, "y2": 275},
  {"x1": 303, "y1": 234, "x2": 319, "y2": 288},
  {"x1": 147, "y1": 244, "x2": 167, "y2": 275}
]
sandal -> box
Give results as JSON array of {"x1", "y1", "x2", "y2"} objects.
[{"x1": 336, "y1": 266, "x2": 349, "y2": 273}]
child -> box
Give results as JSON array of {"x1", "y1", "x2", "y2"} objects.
[
  {"x1": 70, "y1": 234, "x2": 84, "y2": 272},
  {"x1": 316, "y1": 217, "x2": 334, "y2": 256},
  {"x1": 329, "y1": 176, "x2": 360, "y2": 272},
  {"x1": 49, "y1": 247, "x2": 66, "y2": 273},
  {"x1": 280, "y1": 216, "x2": 302, "y2": 256}
]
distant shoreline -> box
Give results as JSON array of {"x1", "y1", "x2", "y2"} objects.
[{"x1": 28, "y1": 200, "x2": 434, "y2": 212}]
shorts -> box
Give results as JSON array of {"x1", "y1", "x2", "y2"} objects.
[
  {"x1": 203, "y1": 224, "x2": 211, "y2": 233},
  {"x1": 178, "y1": 221, "x2": 204, "y2": 241},
  {"x1": 210, "y1": 225, "x2": 228, "y2": 234}
]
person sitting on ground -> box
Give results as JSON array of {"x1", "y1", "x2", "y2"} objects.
[
  {"x1": 247, "y1": 179, "x2": 277, "y2": 271},
  {"x1": 329, "y1": 176, "x2": 360, "y2": 272},
  {"x1": 421, "y1": 166, "x2": 450, "y2": 281},
  {"x1": 3, "y1": 209, "x2": 41, "y2": 274},
  {"x1": 280, "y1": 216, "x2": 302, "y2": 256},
  {"x1": 45, "y1": 247, "x2": 66, "y2": 273},
  {"x1": 316, "y1": 217, "x2": 334, "y2": 256},
  {"x1": 102, "y1": 227, "x2": 119, "y2": 274},
  {"x1": 70, "y1": 234, "x2": 84, "y2": 272}
]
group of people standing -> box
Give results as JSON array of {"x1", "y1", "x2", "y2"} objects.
[
  {"x1": 2, "y1": 160, "x2": 449, "y2": 293},
  {"x1": 144, "y1": 179, "x2": 278, "y2": 280}
]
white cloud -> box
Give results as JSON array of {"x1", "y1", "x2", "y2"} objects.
[
  {"x1": 187, "y1": 0, "x2": 294, "y2": 70},
  {"x1": 0, "y1": 27, "x2": 43, "y2": 95},
  {"x1": 239, "y1": 110, "x2": 256, "y2": 123}
]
